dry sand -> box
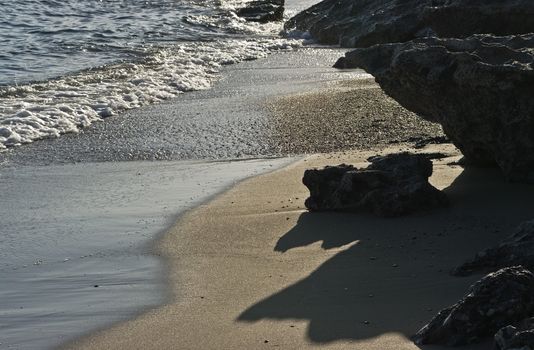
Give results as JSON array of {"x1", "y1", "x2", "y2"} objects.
[{"x1": 64, "y1": 142, "x2": 534, "y2": 350}]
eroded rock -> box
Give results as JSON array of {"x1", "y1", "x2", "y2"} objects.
[
  {"x1": 303, "y1": 152, "x2": 447, "y2": 217},
  {"x1": 284, "y1": 0, "x2": 534, "y2": 47},
  {"x1": 453, "y1": 220, "x2": 534, "y2": 276},
  {"x1": 236, "y1": 0, "x2": 284, "y2": 23},
  {"x1": 414, "y1": 266, "x2": 534, "y2": 346},
  {"x1": 335, "y1": 34, "x2": 534, "y2": 182},
  {"x1": 495, "y1": 318, "x2": 534, "y2": 350}
]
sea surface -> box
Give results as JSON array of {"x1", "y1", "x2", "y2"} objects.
[{"x1": 0, "y1": 0, "x2": 302, "y2": 150}]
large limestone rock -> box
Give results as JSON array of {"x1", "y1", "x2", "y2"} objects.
[
  {"x1": 236, "y1": 0, "x2": 284, "y2": 23},
  {"x1": 334, "y1": 34, "x2": 534, "y2": 182},
  {"x1": 414, "y1": 266, "x2": 534, "y2": 346},
  {"x1": 302, "y1": 152, "x2": 447, "y2": 217},
  {"x1": 453, "y1": 220, "x2": 534, "y2": 276},
  {"x1": 284, "y1": 0, "x2": 534, "y2": 47}
]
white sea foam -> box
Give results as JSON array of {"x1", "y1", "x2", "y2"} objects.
[
  {"x1": 0, "y1": 0, "x2": 304, "y2": 150},
  {"x1": 0, "y1": 39, "x2": 303, "y2": 150}
]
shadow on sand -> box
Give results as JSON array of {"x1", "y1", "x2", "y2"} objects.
[{"x1": 238, "y1": 167, "x2": 534, "y2": 348}]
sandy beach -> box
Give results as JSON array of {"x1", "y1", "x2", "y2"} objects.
[
  {"x1": 3, "y1": 0, "x2": 531, "y2": 348},
  {"x1": 63, "y1": 78, "x2": 534, "y2": 349}
]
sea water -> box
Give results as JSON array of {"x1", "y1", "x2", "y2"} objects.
[{"x1": 0, "y1": 0, "x2": 303, "y2": 150}]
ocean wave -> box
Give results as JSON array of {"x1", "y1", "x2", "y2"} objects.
[
  {"x1": 0, "y1": 0, "x2": 305, "y2": 150},
  {"x1": 0, "y1": 38, "x2": 302, "y2": 149}
]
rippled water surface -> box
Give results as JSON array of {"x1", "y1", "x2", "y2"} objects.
[
  {"x1": 0, "y1": 0, "x2": 300, "y2": 149},
  {"x1": 1, "y1": 0, "x2": 272, "y2": 85}
]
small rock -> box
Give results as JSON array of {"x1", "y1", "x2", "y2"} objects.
[
  {"x1": 302, "y1": 153, "x2": 447, "y2": 217},
  {"x1": 236, "y1": 0, "x2": 284, "y2": 23}
]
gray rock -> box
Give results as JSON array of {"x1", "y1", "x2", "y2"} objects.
[
  {"x1": 495, "y1": 319, "x2": 534, "y2": 350},
  {"x1": 453, "y1": 221, "x2": 534, "y2": 276},
  {"x1": 236, "y1": 0, "x2": 284, "y2": 23},
  {"x1": 302, "y1": 152, "x2": 447, "y2": 217},
  {"x1": 284, "y1": 0, "x2": 534, "y2": 47},
  {"x1": 335, "y1": 34, "x2": 534, "y2": 182},
  {"x1": 414, "y1": 266, "x2": 534, "y2": 346}
]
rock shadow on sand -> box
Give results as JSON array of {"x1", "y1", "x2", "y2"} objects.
[
  {"x1": 274, "y1": 212, "x2": 364, "y2": 252},
  {"x1": 238, "y1": 167, "x2": 534, "y2": 349}
]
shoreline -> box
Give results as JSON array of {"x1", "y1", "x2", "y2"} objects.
[
  {"x1": 0, "y1": 47, "x2": 375, "y2": 349},
  {"x1": 61, "y1": 76, "x2": 534, "y2": 348},
  {"x1": 55, "y1": 55, "x2": 446, "y2": 349},
  {"x1": 64, "y1": 141, "x2": 534, "y2": 349}
]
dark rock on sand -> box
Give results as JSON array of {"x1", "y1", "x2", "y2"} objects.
[
  {"x1": 335, "y1": 34, "x2": 534, "y2": 182},
  {"x1": 415, "y1": 266, "x2": 534, "y2": 346},
  {"x1": 302, "y1": 152, "x2": 447, "y2": 217},
  {"x1": 453, "y1": 220, "x2": 534, "y2": 276},
  {"x1": 495, "y1": 318, "x2": 534, "y2": 350},
  {"x1": 284, "y1": 0, "x2": 534, "y2": 47},
  {"x1": 236, "y1": 0, "x2": 284, "y2": 23}
]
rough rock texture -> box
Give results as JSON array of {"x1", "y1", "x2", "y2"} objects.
[
  {"x1": 284, "y1": 0, "x2": 534, "y2": 47},
  {"x1": 414, "y1": 267, "x2": 534, "y2": 346},
  {"x1": 335, "y1": 34, "x2": 534, "y2": 182},
  {"x1": 453, "y1": 220, "x2": 534, "y2": 276},
  {"x1": 495, "y1": 318, "x2": 534, "y2": 350},
  {"x1": 236, "y1": 0, "x2": 284, "y2": 23},
  {"x1": 302, "y1": 152, "x2": 447, "y2": 217}
]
